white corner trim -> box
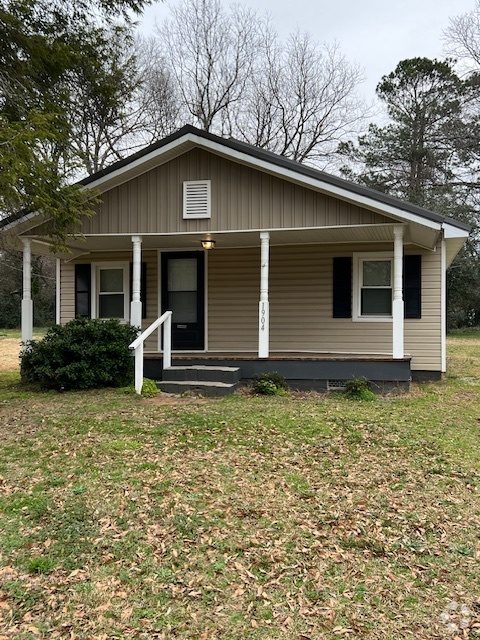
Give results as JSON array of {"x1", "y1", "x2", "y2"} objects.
[{"x1": 441, "y1": 238, "x2": 447, "y2": 373}]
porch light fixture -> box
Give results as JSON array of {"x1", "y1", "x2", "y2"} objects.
[{"x1": 201, "y1": 239, "x2": 216, "y2": 250}]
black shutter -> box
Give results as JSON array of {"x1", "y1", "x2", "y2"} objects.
[
  {"x1": 75, "y1": 264, "x2": 91, "y2": 318},
  {"x1": 404, "y1": 255, "x2": 421, "y2": 319},
  {"x1": 130, "y1": 262, "x2": 147, "y2": 320},
  {"x1": 333, "y1": 257, "x2": 352, "y2": 318}
]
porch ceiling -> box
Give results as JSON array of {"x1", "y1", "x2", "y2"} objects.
[{"x1": 26, "y1": 222, "x2": 440, "y2": 258}]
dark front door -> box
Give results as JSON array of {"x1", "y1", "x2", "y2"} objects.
[{"x1": 161, "y1": 252, "x2": 205, "y2": 350}]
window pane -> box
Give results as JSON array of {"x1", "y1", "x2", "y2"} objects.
[
  {"x1": 100, "y1": 269, "x2": 124, "y2": 293},
  {"x1": 169, "y1": 291, "x2": 197, "y2": 323},
  {"x1": 168, "y1": 259, "x2": 197, "y2": 292},
  {"x1": 363, "y1": 260, "x2": 391, "y2": 287},
  {"x1": 361, "y1": 289, "x2": 392, "y2": 315},
  {"x1": 99, "y1": 294, "x2": 124, "y2": 318}
]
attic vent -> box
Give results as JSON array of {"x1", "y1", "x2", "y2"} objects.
[{"x1": 183, "y1": 180, "x2": 211, "y2": 219}]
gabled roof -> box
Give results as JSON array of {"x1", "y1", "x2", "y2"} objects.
[
  {"x1": 80, "y1": 124, "x2": 470, "y2": 234},
  {"x1": 1, "y1": 124, "x2": 470, "y2": 245}
]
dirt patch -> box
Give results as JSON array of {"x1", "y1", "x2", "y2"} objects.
[
  {"x1": 0, "y1": 338, "x2": 21, "y2": 371},
  {"x1": 142, "y1": 393, "x2": 211, "y2": 406}
]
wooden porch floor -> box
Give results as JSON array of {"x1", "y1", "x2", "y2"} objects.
[{"x1": 145, "y1": 351, "x2": 411, "y2": 362}]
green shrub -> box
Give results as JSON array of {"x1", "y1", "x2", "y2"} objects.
[
  {"x1": 343, "y1": 378, "x2": 376, "y2": 401},
  {"x1": 141, "y1": 378, "x2": 158, "y2": 398},
  {"x1": 20, "y1": 318, "x2": 138, "y2": 391},
  {"x1": 252, "y1": 371, "x2": 288, "y2": 395}
]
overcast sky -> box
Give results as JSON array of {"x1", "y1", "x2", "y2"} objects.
[{"x1": 139, "y1": 0, "x2": 476, "y2": 101}]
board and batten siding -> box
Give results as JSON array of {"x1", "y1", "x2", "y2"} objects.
[
  {"x1": 59, "y1": 251, "x2": 159, "y2": 352},
  {"x1": 207, "y1": 243, "x2": 442, "y2": 371},
  {"x1": 82, "y1": 148, "x2": 391, "y2": 236}
]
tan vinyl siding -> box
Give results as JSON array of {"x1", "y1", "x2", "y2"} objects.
[
  {"x1": 60, "y1": 242, "x2": 442, "y2": 372},
  {"x1": 207, "y1": 243, "x2": 442, "y2": 371},
  {"x1": 82, "y1": 148, "x2": 391, "y2": 236},
  {"x1": 404, "y1": 244, "x2": 442, "y2": 371},
  {"x1": 60, "y1": 261, "x2": 75, "y2": 325},
  {"x1": 269, "y1": 244, "x2": 393, "y2": 355},
  {"x1": 60, "y1": 251, "x2": 159, "y2": 352},
  {"x1": 208, "y1": 248, "x2": 259, "y2": 350}
]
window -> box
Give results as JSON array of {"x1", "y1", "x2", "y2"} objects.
[
  {"x1": 183, "y1": 180, "x2": 211, "y2": 219},
  {"x1": 93, "y1": 263, "x2": 129, "y2": 321},
  {"x1": 353, "y1": 253, "x2": 393, "y2": 321}
]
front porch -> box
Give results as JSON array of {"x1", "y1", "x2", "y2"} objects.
[{"x1": 143, "y1": 351, "x2": 414, "y2": 393}]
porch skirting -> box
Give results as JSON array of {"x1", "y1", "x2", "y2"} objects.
[{"x1": 143, "y1": 353, "x2": 416, "y2": 393}]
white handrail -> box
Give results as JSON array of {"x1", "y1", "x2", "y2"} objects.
[{"x1": 129, "y1": 311, "x2": 172, "y2": 394}]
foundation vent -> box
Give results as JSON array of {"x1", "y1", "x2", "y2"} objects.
[{"x1": 327, "y1": 379, "x2": 347, "y2": 391}]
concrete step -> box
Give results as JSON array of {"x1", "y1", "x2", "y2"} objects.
[
  {"x1": 162, "y1": 365, "x2": 241, "y2": 384},
  {"x1": 157, "y1": 379, "x2": 239, "y2": 397}
]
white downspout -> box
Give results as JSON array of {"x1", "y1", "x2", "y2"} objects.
[
  {"x1": 21, "y1": 238, "x2": 33, "y2": 343},
  {"x1": 258, "y1": 232, "x2": 270, "y2": 358},
  {"x1": 392, "y1": 226, "x2": 404, "y2": 359},
  {"x1": 131, "y1": 235, "x2": 142, "y2": 329}
]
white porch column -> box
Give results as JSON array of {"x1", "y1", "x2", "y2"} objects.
[
  {"x1": 258, "y1": 232, "x2": 270, "y2": 358},
  {"x1": 21, "y1": 238, "x2": 33, "y2": 343},
  {"x1": 392, "y1": 225, "x2": 404, "y2": 359},
  {"x1": 130, "y1": 235, "x2": 142, "y2": 329}
]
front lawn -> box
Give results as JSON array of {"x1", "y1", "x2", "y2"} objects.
[{"x1": 0, "y1": 337, "x2": 479, "y2": 639}]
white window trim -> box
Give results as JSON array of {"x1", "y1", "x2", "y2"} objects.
[
  {"x1": 91, "y1": 262, "x2": 130, "y2": 322},
  {"x1": 183, "y1": 180, "x2": 211, "y2": 219},
  {"x1": 353, "y1": 252, "x2": 393, "y2": 322}
]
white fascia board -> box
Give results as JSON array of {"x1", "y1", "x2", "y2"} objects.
[
  {"x1": 190, "y1": 135, "x2": 445, "y2": 232},
  {"x1": 1, "y1": 210, "x2": 43, "y2": 233},
  {"x1": 442, "y1": 222, "x2": 469, "y2": 239},
  {"x1": 84, "y1": 136, "x2": 195, "y2": 192}
]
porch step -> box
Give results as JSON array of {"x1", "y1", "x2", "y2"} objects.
[{"x1": 157, "y1": 365, "x2": 241, "y2": 396}]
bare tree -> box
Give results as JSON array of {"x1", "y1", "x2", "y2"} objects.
[
  {"x1": 444, "y1": 0, "x2": 480, "y2": 71},
  {"x1": 237, "y1": 29, "x2": 367, "y2": 167},
  {"x1": 151, "y1": 0, "x2": 368, "y2": 168},
  {"x1": 157, "y1": 0, "x2": 258, "y2": 133},
  {"x1": 64, "y1": 27, "x2": 150, "y2": 176},
  {"x1": 134, "y1": 36, "x2": 186, "y2": 143}
]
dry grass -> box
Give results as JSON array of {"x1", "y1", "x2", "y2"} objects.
[
  {"x1": 0, "y1": 333, "x2": 479, "y2": 639},
  {"x1": 0, "y1": 337, "x2": 22, "y2": 371}
]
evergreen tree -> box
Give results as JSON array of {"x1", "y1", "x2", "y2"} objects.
[
  {"x1": 0, "y1": 0, "x2": 151, "y2": 250},
  {"x1": 339, "y1": 58, "x2": 480, "y2": 329}
]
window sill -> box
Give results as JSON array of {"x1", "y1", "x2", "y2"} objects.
[{"x1": 353, "y1": 315, "x2": 393, "y2": 323}]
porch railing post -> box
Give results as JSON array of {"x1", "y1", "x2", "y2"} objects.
[
  {"x1": 258, "y1": 232, "x2": 270, "y2": 358},
  {"x1": 164, "y1": 312, "x2": 171, "y2": 369},
  {"x1": 134, "y1": 342, "x2": 144, "y2": 394},
  {"x1": 129, "y1": 311, "x2": 173, "y2": 395},
  {"x1": 393, "y1": 225, "x2": 404, "y2": 359}
]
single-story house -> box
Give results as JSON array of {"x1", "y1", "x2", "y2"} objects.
[{"x1": 1, "y1": 125, "x2": 470, "y2": 392}]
